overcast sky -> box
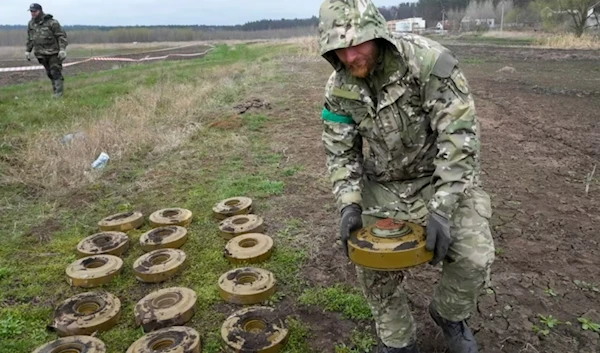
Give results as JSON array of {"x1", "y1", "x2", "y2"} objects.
[{"x1": 1, "y1": 0, "x2": 407, "y2": 26}]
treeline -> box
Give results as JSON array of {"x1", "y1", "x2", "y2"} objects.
[
  {"x1": 0, "y1": 17, "x2": 318, "y2": 32},
  {"x1": 0, "y1": 27, "x2": 317, "y2": 46},
  {"x1": 0, "y1": 17, "x2": 319, "y2": 46}
]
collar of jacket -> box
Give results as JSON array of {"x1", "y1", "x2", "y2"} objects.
[{"x1": 363, "y1": 42, "x2": 408, "y2": 95}]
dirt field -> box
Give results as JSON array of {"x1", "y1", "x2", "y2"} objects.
[
  {"x1": 0, "y1": 44, "x2": 212, "y2": 86},
  {"x1": 1, "y1": 41, "x2": 599, "y2": 352},
  {"x1": 254, "y1": 44, "x2": 600, "y2": 352}
]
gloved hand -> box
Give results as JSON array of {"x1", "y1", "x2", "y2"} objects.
[
  {"x1": 25, "y1": 51, "x2": 32, "y2": 61},
  {"x1": 58, "y1": 50, "x2": 67, "y2": 60},
  {"x1": 426, "y1": 212, "x2": 452, "y2": 266},
  {"x1": 340, "y1": 204, "x2": 363, "y2": 257}
]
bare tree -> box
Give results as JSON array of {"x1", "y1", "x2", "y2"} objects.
[{"x1": 555, "y1": 0, "x2": 599, "y2": 36}]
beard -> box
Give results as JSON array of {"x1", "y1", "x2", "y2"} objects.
[{"x1": 346, "y1": 51, "x2": 379, "y2": 78}]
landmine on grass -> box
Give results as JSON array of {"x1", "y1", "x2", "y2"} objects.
[
  {"x1": 213, "y1": 197, "x2": 253, "y2": 220},
  {"x1": 76, "y1": 232, "x2": 130, "y2": 258},
  {"x1": 66, "y1": 255, "x2": 123, "y2": 288},
  {"x1": 126, "y1": 326, "x2": 201, "y2": 353},
  {"x1": 51, "y1": 292, "x2": 121, "y2": 336},
  {"x1": 135, "y1": 287, "x2": 197, "y2": 332},
  {"x1": 348, "y1": 218, "x2": 433, "y2": 271},
  {"x1": 221, "y1": 307, "x2": 288, "y2": 353},
  {"x1": 149, "y1": 208, "x2": 193, "y2": 228},
  {"x1": 218, "y1": 267, "x2": 276, "y2": 305},
  {"x1": 33, "y1": 336, "x2": 106, "y2": 353},
  {"x1": 219, "y1": 215, "x2": 265, "y2": 240},
  {"x1": 139, "y1": 226, "x2": 188, "y2": 252},
  {"x1": 98, "y1": 211, "x2": 144, "y2": 232},
  {"x1": 134, "y1": 249, "x2": 187, "y2": 283},
  {"x1": 225, "y1": 233, "x2": 274, "y2": 264}
]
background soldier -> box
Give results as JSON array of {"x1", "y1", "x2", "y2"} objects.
[
  {"x1": 25, "y1": 3, "x2": 68, "y2": 98},
  {"x1": 318, "y1": 1, "x2": 495, "y2": 352}
]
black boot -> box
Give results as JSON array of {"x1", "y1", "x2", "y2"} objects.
[
  {"x1": 53, "y1": 79, "x2": 64, "y2": 99},
  {"x1": 50, "y1": 79, "x2": 56, "y2": 95},
  {"x1": 429, "y1": 304, "x2": 478, "y2": 353},
  {"x1": 379, "y1": 342, "x2": 419, "y2": 353}
]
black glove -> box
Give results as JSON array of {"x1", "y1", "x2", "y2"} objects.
[
  {"x1": 425, "y1": 212, "x2": 452, "y2": 266},
  {"x1": 340, "y1": 204, "x2": 363, "y2": 257}
]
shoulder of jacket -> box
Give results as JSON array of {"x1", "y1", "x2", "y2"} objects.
[
  {"x1": 393, "y1": 34, "x2": 458, "y2": 81},
  {"x1": 325, "y1": 70, "x2": 364, "y2": 101}
]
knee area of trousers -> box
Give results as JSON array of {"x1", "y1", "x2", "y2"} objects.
[{"x1": 50, "y1": 70, "x2": 62, "y2": 80}]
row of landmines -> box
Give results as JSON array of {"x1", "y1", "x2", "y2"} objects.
[{"x1": 33, "y1": 197, "x2": 288, "y2": 353}]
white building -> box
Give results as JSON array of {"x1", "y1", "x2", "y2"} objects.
[{"x1": 394, "y1": 18, "x2": 426, "y2": 33}]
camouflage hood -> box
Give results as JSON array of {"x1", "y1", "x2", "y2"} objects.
[{"x1": 318, "y1": 0, "x2": 394, "y2": 70}]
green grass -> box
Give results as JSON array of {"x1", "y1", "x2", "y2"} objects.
[
  {"x1": 243, "y1": 113, "x2": 270, "y2": 131},
  {"x1": 0, "y1": 42, "x2": 323, "y2": 353},
  {"x1": 335, "y1": 327, "x2": 377, "y2": 353},
  {"x1": 299, "y1": 285, "x2": 372, "y2": 321},
  {"x1": 0, "y1": 44, "x2": 278, "y2": 137}
]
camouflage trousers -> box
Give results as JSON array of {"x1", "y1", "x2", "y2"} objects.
[
  {"x1": 37, "y1": 54, "x2": 63, "y2": 82},
  {"x1": 357, "y1": 181, "x2": 495, "y2": 348}
]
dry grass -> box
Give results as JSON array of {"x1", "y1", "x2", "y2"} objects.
[
  {"x1": 535, "y1": 33, "x2": 600, "y2": 49},
  {"x1": 290, "y1": 36, "x2": 320, "y2": 57},
  {"x1": 482, "y1": 31, "x2": 542, "y2": 39},
  {"x1": 2, "y1": 61, "x2": 276, "y2": 192}
]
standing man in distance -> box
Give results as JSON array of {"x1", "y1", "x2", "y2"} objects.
[
  {"x1": 318, "y1": 0, "x2": 495, "y2": 352},
  {"x1": 26, "y1": 3, "x2": 68, "y2": 98}
]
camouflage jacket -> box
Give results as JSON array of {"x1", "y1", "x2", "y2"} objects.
[
  {"x1": 319, "y1": 0, "x2": 481, "y2": 220},
  {"x1": 26, "y1": 13, "x2": 68, "y2": 56}
]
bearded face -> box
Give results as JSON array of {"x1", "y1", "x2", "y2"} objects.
[{"x1": 335, "y1": 40, "x2": 379, "y2": 78}]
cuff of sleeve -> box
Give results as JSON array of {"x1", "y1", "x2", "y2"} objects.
[
  {"x1": 428, "y1": 192, "x2": 459, "y2": 220},
  {"x1": 338, "y1": 191, "x2": 362, "y2": 212}
]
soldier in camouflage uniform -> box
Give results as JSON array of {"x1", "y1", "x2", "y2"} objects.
[
  {"x1": 25, "y1": 3, "x2": 68, "y2": 98},
  {"x1": 318, "y1": 1, "x2": 495, "y2": 352}
]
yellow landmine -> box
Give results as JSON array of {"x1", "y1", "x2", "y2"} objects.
[{"x1": 348, "y1": 218, "x2": 433, "y2": 271}]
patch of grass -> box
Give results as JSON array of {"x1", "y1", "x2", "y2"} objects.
[
  {"x1": 0, "y1": 267, "x2": 14, "y2": 281},
  {"x1": 263, "y1": 246, "x2": 308, "y2": 294},
  {"x1": 0, "y1": 314, "x2": 25, "y2": 340},
  {"x1": 335, "y1": 327, "x2": 377, "y2": 353},
  {"x1": 243, "y1": 114, "x2": 269, "y2": 131},
  {"x1": 300, "y1": 285, "x2": 372, "y2": 321},
  {"x1": 544, "y1": 288, "x2": 558, "y2": 297},
  {"x1": 0, "y1": 43, "x2": 286, "y2": 194},
  {"x1": 202, "y1": 332, "x2": 224, "y2": 353},
  {"x1": 282, "y1": 318, "x2": 314, "y2": 353},
  {"x1": 535, "y1": 34, "x2": 600, "y2": 50},
  {"x1": 283, "y1": 165, "x2": 304, "y2": 177}
]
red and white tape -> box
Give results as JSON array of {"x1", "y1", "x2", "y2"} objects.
[{"x1": 0, "y1": 46, "x2": 213, "y2": 73}]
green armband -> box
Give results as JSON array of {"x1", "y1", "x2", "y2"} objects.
[{"x1": 322, "y1": 108, "x2": 354, "y2": 125}]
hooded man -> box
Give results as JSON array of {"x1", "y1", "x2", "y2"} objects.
[
  {"x1": 318, "y1": 1, "x2": 495, "y2": 352},
  {"x1": 25, "y1": 3, "x2": 68, "y2": 98}
]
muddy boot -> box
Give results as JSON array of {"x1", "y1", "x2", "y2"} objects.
[
  {"x1": 53, "y1": 79, "x2": 64, "y2": 99},
  {"x1": 429, "y1": 304, "x2": 478, "y2": 353},
  {"x1": 379, "y1": 343, "x2": 419, "y2": 353}
]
